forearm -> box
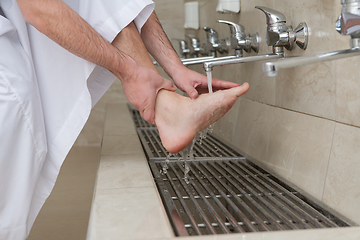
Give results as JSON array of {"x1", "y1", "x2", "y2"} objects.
[
  {"x1": 140, "y1": 12, "x2": 186, "y2": 79},
  {"x1": 17, "y1": 0, "x2": 135, "y2": 79}
]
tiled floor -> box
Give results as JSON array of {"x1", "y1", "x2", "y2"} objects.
[{"x1": 27, "y1": 146, "x2": 100, "y2": 240}]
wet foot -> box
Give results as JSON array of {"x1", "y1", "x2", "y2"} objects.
[{"x1": 155, "y1": 83, "x2": 249, "y2": 153}]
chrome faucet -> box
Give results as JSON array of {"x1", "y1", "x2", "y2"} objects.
[
  {"x1": 183, "y1": 21, "x2": 260, "y2": 67},
  {"x1": 203, "y1": 27, "x2": 230, "y2": 57},
  {"x1": 181, "y1": 26, "x2": 241, "y2": 67},
  {"x1": 217, "y1": 20, "x2": 259, "y2": 57},
  {"x1": 263, "y1": 0, "x2": 360, "y2": 77},
  {"x1": 337, "y1": 0, "x2": 360, "y2": 37},
  {"x1": 173, "y1": 39, "x2": 190, "y2": 59},
  {"x1": 186, "y1": 34, "x2": 207, "y2": 58},
  {"x1": 255, "y1": 6, "x2": 308, "y2": 51},
  {"x1": 158, "y1": 17, "x2": 263, "y2": 68},
  {"x1": 203, "y1": 7, "x2": 307, "y2": 72}
]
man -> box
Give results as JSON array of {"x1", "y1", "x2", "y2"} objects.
[{"x1": 0, "y1": 0, "x2": 249, "y2": 239}]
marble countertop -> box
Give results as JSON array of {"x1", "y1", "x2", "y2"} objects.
[{"x1": 86, "y1": 102, "x2": 360, "y2": 240}]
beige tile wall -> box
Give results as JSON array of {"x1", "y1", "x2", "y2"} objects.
[{"x1": 183, "y1": 0, "x2": 360, "y2": 225}]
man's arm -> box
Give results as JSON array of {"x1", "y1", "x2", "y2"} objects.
[
  {"x1": 140, "y1": 12, "x2": 240, "y2": 98},
  {"x1": 18, "y1": 0, "x2": 131, "y2": 77},
  {"x1": 16, "y1": 0, "x2": 175, "y2": 123}
]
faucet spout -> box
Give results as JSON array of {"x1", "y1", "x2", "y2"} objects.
[
  {"x1": 182, "y1": 55, "x2": 239, "y2": 67},
  {"x1": 154, "y1": 55, "x2": 241, "y2": 67},
  {"x1": 263, "y1": 41, "x2": 360, "y2": 77},
  {"x1": 203, "y1": 51, "x2": 284, "y2": 72}
]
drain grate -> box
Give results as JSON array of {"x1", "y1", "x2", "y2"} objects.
[
  {"x1": 137, "y1": 128, "x2": 242, "y2": 160},
  {"x1": 149, "y1": 159, "x2": 351, "y2": 236},
  {"x1": 128, "y1": 105, "x2": 355, "y2": 236}
]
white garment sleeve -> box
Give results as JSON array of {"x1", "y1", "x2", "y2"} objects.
[{"x1": 83, "y1": 0, "x2": 156, "y2": 106}]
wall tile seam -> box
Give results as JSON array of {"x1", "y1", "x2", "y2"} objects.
[
  {"x1": 260, "y1": 101, "x2": 360, "y2": 130},
  {"x1": 319, "y1": 122, "x2": 337, "y2": 203},
  {"x1": 322, "y1": 39, "x2": 339, "y2": 203}
]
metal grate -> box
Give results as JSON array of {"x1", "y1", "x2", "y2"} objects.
[
  {"x1": 128, "y1": 104, "x2": 355, "y2": 237},
  {"x1": 149, "y1": 159, "x2": 352, "y2": 236},
  {"x1": 137, "y1": 128, "x2": 242, "y2": 160}
]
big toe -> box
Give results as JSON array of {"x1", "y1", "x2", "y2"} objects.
[{"x1": 225, "y1": 82, "x2": 249, "y2": 97}]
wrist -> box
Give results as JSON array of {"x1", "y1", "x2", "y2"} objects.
[
  {"x1": 164, "y1": 61, "x2": 187, "y2": 80},
  {"x1": 111, "y1": 52, "x2": 138, "y2": 82}
]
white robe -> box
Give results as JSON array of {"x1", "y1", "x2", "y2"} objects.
[{"x1": 0, "y1": 0, "x2": 154, "y2": 239}]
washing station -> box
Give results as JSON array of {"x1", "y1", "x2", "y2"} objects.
[
  {"x1": 154, "y1": 20, "x2": 259, "y2": 67},
  {"x1": 181, "y1": 21, "x2": 259, "y2": 67},
  {"x1": 130, "y1": 105, "x2": 355, "y2": 236},
  {"x1": 126, "y1": 4, "x2": 360, "y2": 238}
]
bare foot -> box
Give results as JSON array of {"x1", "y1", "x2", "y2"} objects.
[{"x1": 155, "y1": 83, "x2": 250, "y2": 153}]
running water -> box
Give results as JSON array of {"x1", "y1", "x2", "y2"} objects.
[
  {"x1": 202, "y1": 70, "x2": 215, "y2": 143},
  {"x1": 207, "y1": 71, "x2": 213, "y2": 94}
]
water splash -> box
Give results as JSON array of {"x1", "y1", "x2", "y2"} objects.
[
  {"x1": 180, "y1": 139, "x2": 196, "y2": 184},
  {"x1": 199, "y1": 123, "x2": 215, "y2": 144},
  {"x1": 162, "y1": 153, "x2": 171, "y2": 174}
]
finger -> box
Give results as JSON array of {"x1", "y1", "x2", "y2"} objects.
[
  {"x1": 157, "y1": 79, "x2": 177, "y2": 94},
  {"x1": 182, "y1": 84, "x2": 199, "y2": 99},
  {"x1": 211, "y1": 78, "x2": 240, "y2": 89},
  {"x1": 141, "y1": 101, "x2": 156, "y2": 125},
  {"x1": 219, "y1": 82, "x2": 250, "y2": 97},
  {"x1": 234, "y1": 82, "x2": 250, "y2": 97}
]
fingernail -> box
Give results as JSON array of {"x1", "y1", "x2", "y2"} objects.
[{"x1": 190, "y1": 92, "x2": 197, "y2": 98}]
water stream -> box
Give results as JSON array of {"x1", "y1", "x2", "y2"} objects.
[{"x1": 207, "y1": 71, "x2": 213, "y2": 94}]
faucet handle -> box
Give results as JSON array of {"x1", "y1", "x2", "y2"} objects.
[
  {"x1": 256, "y1": 6, "x2": 308, "y2": 50},
  {"x1": 186, "y1": 34, "x2": 204, "y2": 57},
  {"x1": 217, "y1": 20, "x2": 259, "y2": 54},
  {"x1": 203, "y1": 27, "x2": 220, "y2": 45},
  {"x1": 172, "y1": 38, "x2": 190, "y2": 58},
  {"x1": 255, "y1": 6, "x2": 286, "y2": 25},
  {"x1": 217, "y1": 20, "x2": 245, "y2": 39},
  {"x1": 186, "y1": 34, "x2": 200, "y2": 48},
  {"x1": 203, "y1": 27, "x2": 229, "y2": 56}
]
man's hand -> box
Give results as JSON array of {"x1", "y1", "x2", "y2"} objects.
[
  {"x1": 140, "y1": 13, "x2": 240, "y2": 98},
  {"x1": 171, "y1": 65, "x2": 240, "y2": 98},
  {"x1": 120, "y1": 61, "x2": 176, "y2": 124}
]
